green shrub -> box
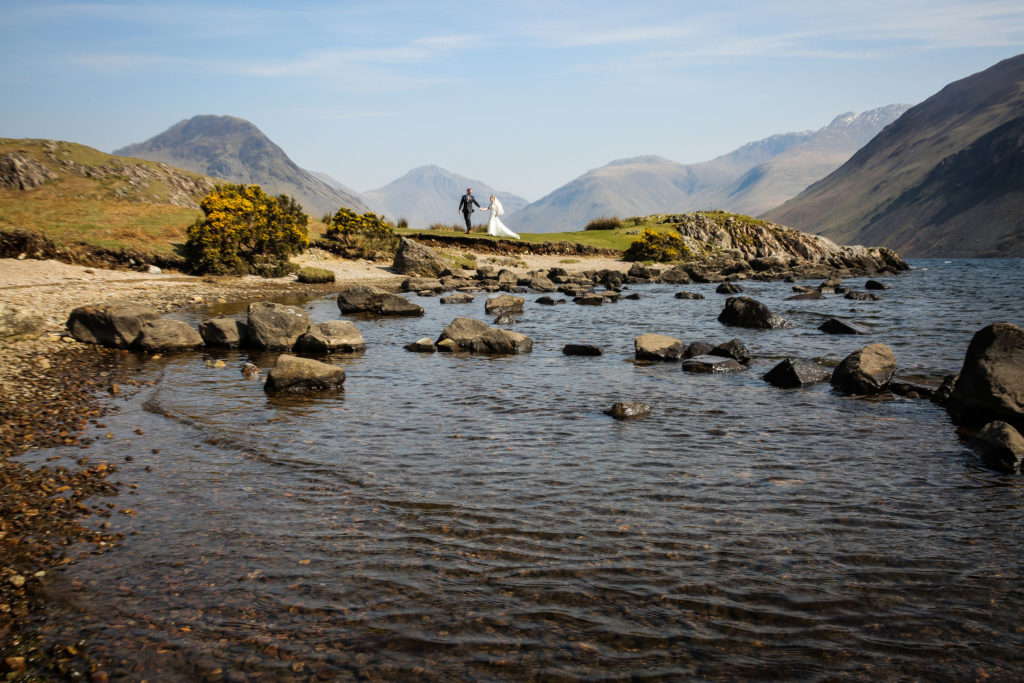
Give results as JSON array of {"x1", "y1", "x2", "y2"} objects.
[
  {"x1": 325, "y1": 207, "x2": 399, "y2": 257},
  {"x1": 623, "y1": 229, "x2": 691, "y2": 262},
  {"x1": 184, "y1": 184, "x2": 309, "y2": 276},
  {"x1": 296, "y1": 266, "x2": 336, "y2": 284},
  {"x1": 428, "y1": 223, "x2": 462, "y2": 232},
  {"x1": 396, "y1": 217, "x2": 408, "y2": 229},
  {"x1": 584, "y1": 216, "x2": 622, "y2": 231}
]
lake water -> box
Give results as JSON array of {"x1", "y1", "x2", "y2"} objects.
[{"x1": 21, "y1": 259, "x2": 1024, "y2": 681}]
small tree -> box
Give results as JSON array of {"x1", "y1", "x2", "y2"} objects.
[{"x1": 185, "y1": 184, "x2": 309, "y2": 276}]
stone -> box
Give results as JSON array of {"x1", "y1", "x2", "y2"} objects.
[
  {"x1": 136, "y1": 319, "x2": 203, "y2": 353},
  {"x1": 404, "y1": 337, "x2": 437, "y2": 353},
  {"x1": 198, "y1": 317, "x2": 248, "y2": 348},
  {"x1": 441, "y1": 292, "x2": 475, "y2": 305},
  {"x1": 819, "y1": 318, "x2": 870, "y2": 335},
  {"x1": 946, "y1": 323, "x2": 1024, "y2": 431},
  {"x1": 563, "y1": 343, "x2": 603, "y2": 356},
  {"x1": 337, "y1": 287, "x2": 424, "y2": 316},
  {"x1": 469, "y1": 328, "x2": 534, "y2": 355},
  {"x1": 438, "y1": 316, "x2": 491, "y2": 348},
  {"x1": 830, "y1": 343, "x2": 896, "y2": 395},
  {"x1": 716, "y1": 282, "x2": 744, "y2": 294},
  {"x1": 969, "y1": 420, "x2": 1024, "y2": 474},
  {"x1": 536, "y1": 295, "x2": 558, "y2": 305},
  {"x1": 574, "y1": 293, "x2": 605, "y2": 306},
  {"x1": 242, "y1": 362, "x2": 260, "y2": 378},
  {"x1": 264, "y1": 354, "x2": 345, "y2": 394},
  {"x1": 710, "y1": 338, "x2": 751, "y2": 365},
  {"x1": 604, "y1": 402, "x2": 652, "y2": 420},
  {"x1": 0, "y1": 302, "x2": 46, "y2": 341},
  {"x1": 401, "y1": 276, "x2": 444, "y2": 293},
  {"x1": 865, "y1": 279, "x2": 889, "y2": 290},
  {"x1": 392, "y1": 237, "x2": 447, "y2": 277},
  {"x1": 658, "y1": 265, "x2": 692, "y2": 284},
  {"x1": 66, "y1": 304, "x2": 161, "y2": 348},
  {"x1": 494, "y1": 312, "x2": 519, "y2": 326},
  {"x1": 247, "y1": 302, "x2": 311, "y2": 351},
  {"x1": 147, "y1": 265, "x2": 162, "y2": 274},
  {"x1": 786, "y1": 291, "x2": 824, "y2": 300},
  {"x1": 762, "y1": 358, "x2": 830, "y2": 388},
  {"x1": 683, "y1": 341, "x2": 713, "y2": 359},
  {"x1": 485, "y1": 294, "x2": 525, "y2": 315},
  {"x1": 627, "y1": 263, "x2": 661, "y2": 281},
  {"x1": 889, "y1": 381, "x2": 936, "y2": 400},
  {"x1": 436, "y1": 338, "x2": 460, "y2": 353},
  {"x1": 635, "y1": 333, "x2": 685, "y2": 361},
  {"x1": 623, "y1": 292, "x2": 641, "y2": 300},
  {"x1": 295, "y1": 320, "x2": 366, "y2": 353},
  {"x1": 717, "y1": 297, "x2": 790, "y2": 329},
  {"x1": 681, "y1": 355, "x2": 746, "y2": 373},
  {"x1": 527, "y1": 276, "x2": 558, "y2": 292},
  {"x1": 675, "y1": 291, "x2": 705, "y2": 300},
  {"x1": 845, "y1": 291, "x2": 880, "y2": 301}
]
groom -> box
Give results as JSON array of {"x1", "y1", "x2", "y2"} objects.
[{"x1": 458, "y1": 188, "x2": 481, "y2": 233}]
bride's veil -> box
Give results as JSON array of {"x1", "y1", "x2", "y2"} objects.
[{"x1": 494, "y1": 198, "x2": 504, "y2": 216}]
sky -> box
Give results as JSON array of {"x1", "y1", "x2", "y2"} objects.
[{"x1": 2, "y1": 1, "x2": 1023, "y2": 201}]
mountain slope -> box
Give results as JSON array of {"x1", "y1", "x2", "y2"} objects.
[
  {"x1": 509, "y1": 106, "x2": 907, "y2": 233},
  {"x1": 363, "y1": 166, "x2": 528, "y2": 228},
  {"x1": 115, "y1": 115, "x2": 371, "y2": 217},
  {"x1": 763, "y1": 54, "x2": 1024, "y2": 257}
]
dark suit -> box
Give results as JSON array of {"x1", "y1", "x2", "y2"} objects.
[{"x1": 458, "y1": 192, "x2": 481, "y2": 232}]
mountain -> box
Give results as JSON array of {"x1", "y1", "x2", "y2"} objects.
[
  {"x1": 114, "y1": 115, "x2": 371, "y2": 217},
  {"x1": 363, "y1": 165, "x2": 528, "y2": 228},
  {"x1": 508, "y1": 106, "x2": 908, "y2": 233},
  {"x1": 763, "y1": 55, "x2": 1024, "y2": 257}
]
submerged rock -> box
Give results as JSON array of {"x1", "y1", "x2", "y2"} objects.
[
  {"x1": 762, "y1": 358, "x2": 830, "y2": 388},
  {"x1": 604, "y1": 402, "x2": 652, "y2": 420},
  {"x1": 264, "y1": 355, "x2": 345, "y2": 394},
  {"x1": 970, "y1": 420, "x2": 1024, "y2": 474},
  {"x1": 563, "y1": 343, "x2": 603, "y2": 356},
  {"x1": 819, "y1": 318, "x2": 870, "y2": 335},
  {"x1": 681, "y1": 355, "x2": 746, "y2": 373},
  {"x1": 830, "y1": 343, "x2": 896, "y2": 395},
  {"x1": 675, "y1": 291, "x2": 705, "y2": 300}
]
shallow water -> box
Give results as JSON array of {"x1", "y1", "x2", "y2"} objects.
[{"x1": 20, "y1": 259, "x2": 1024, "y2": 681}]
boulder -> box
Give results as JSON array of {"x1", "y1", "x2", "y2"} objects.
[
  {"x1": 710, "y1": 338, "x2": 751, "y2": 365},
  {"x1": 681, "y1": 355, "x2": 746, "y2": 373},
  {"x1": 247, "y1": 302, "x2": 311, "y2": 351},
  {"x1": 635, "y1": 333, "x2": 685, "y2": 362},
  {"x1": 437, "y1": 316, "x2": 532, "y2": 354},
  {"x1": 623, "y1": 292, "x2": 642, "y2": 300},
  {"x1": 604, "y1": 402, "x2": 652, "y2": 420},
  {"x1": 528, "y1": 276, "x2": 558, "y2": 292},
  {"x1": 845, "y1": 291, "x2": 880, "y2": 301},
  {"x1": 295, "y1": 321, "x2": 366, "y2": 353},
  {"x1": 404, "y1": 337, "x2": 437, "y2": 353},
  {"x1": 496, "y1": 269, "x2": 518, "y2": 286},
  {"x1": 536, "y1": 295, "x2": 558, "y2": 305},
  {"x1": 574, "y1": 293, "x2": 605, "y2": 306},
  {"x1": 716, "y1": 282, "x2": 744, "y2": 294},
  {"x1": 717, "y1": 297, "x2": 790, "y2": 329},
  {"x1": 946, "y1": 323, "x2": 1024, "y2": 431},
  {"x1": 401, "y1": 276, "x2": 444, "y2": 293},
  {"x1": 830, "y1": 343, "x2": 896, "y2": 395},
  {"x1": 865, "y1": 280, "x2": 889, "y2": 290},
  {"x1": 658, "y1": 265, "x2": 691, "y2": 284},
  {"x1": 264, "y1": 354, "x2": 345, "y2": 394},
  {"x1": 437, "y1": 316, "x2": 491, "y2": 347},
  {"x1": 337, "y1": 287, "x2": 423, "y2": 316},
  {"x1": 199, "y1": 317, "x2": 249, "y2": 348},
  {"x1": 675, "y1": 291, "x2": 705, "y2": 300},
  {"x1": 485, "y1": 294, "x2": 525, "y2": 315},
  {"x1": 0, "y1": 302, "x2": 45, "y2": 341},
  {"x1": 627, "y1": 263, "x2": 661, "y2": 281},
  {"x1": 440, "y1": 292, "x2": 475, "y2": 305},
  {"x1": 889, "y1": 381, "x2": 936, "y2": 400},
  {"x1": 66, "y1": 304, "x2": 161, "y2": 348},
  {"x1": 436, "y1": 338, "x2": 460, "y2": 353},
  {"x1": 819, "y1": 318, "x2": 870, "y2": 335},
  {"x1": 786, "y1": 291, "x2": 824, "y2": 301},
  {"x1": 392, "y1": 237, "x2": 447, "y2": 277},
  {"x1": 762, "y1": 358, "x2": 831, "y2": 388},
  {"x1": 683, "y1": 341, "x2": 713, "y2": 359},
  {"x1": 563, "y1": 343, "x2": 603, "y2": 356},
  {"x1": 494, "y1": 312, "x2": 520, "y2": 326},
  {"x1": 969, "y1": 420, "x2": 1024, "y2": 474},
  {"x1": 136, "y1": 319, "x2": 203, "y2": 353}
]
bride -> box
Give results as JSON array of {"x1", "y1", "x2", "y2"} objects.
[{"x1": 484, "y1": 195, "x2": 520, "y2": 239}]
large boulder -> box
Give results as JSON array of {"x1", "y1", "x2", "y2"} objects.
[
  {"x1": 436, "y1": 317, "x2": 532, "y2": 354},
  {"x1": 295, "y1": 321, "x2": 366, "y2": 353},
  {"x1": 337, "y1": 286, "x2": 423, "y2": 316},
  {"x1": 717, "y1": 297, "x2": 790, "y2": 329},
  {"x1": 763, "y1": 358, "x2": 831, "y2": 388},
  {"x1": 136, "y1": 319, "x2": 203, "y2": 353},
  {"x1": 658, "y1": 265, "x2": 692, "y2": 285},
  {"x1": 710, "y1": 338, "x2": 751, "y2": 365},
  {"x1": 969, "y1": 420, "x2": 1024, "y2": 474},
  {"x1": 946, "y1": 323, "x2": 1024, "y2": 431},
  {"x1": 264, "y1": 354, "x2": 345, "y2": 394},
  {"x1": 485, "y1": 294, "x2": 525, "y2": 315},
  {"x1": 392, "y1": 237, "x2": 447, "y2": 277},
  {"x1": 634, "y1": 334, "x2": 685, "y2": 362},
  {"x1": 198, "y1": 317, "x2": 249, "y2": 348},
  {"x1": 66, "y1": 304, "x2": 161, "y2": 348},
  {"x1": 0, "y1": 302, "x2": 46, "y2": 341},
  {"x1": 830, "y1": 343, "x2": 896, "y2": 395},
  {"x1": 528, "y1": 275, "x2": 558, "y2": 292},
  {"x1": 437, "y1": 317, "x2": 490, "y2": 348},
  {"x1": 247, "y1": 302, "x2": 311, "y2": 351}
]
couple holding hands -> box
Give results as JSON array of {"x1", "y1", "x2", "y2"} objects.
[{"x1": 458, "y1": 188, "x2": 520, "y2": 239}]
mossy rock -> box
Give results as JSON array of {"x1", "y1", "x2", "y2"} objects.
[{"x1": 297, "y1": 266, "x2": 336, "y2": 284}]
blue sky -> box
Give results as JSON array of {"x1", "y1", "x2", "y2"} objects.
[{"x1": 2, "y1": 1, "x2": 1023, "y2": 201}]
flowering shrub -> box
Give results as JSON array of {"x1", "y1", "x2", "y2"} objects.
[
  {"x1": 184, "y1": 184, "x2": 308, "y2": 276},
  {"x1": 324, "y1": 207, "x2": 398, "y2": 257},
  {"x1": 623, "y1": 229, "x2": 691, "y2": 262}
]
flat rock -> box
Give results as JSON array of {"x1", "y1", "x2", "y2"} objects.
[
  {"x1": 574, "y1": 293, "x2": 605, "y2": 306},
  {"x1": 635, "y1": 333, "x2": 685, "y2": 361},
  {"x1": 762, "y1": 358, "x2": 831, "y2": 388},
  {"x1": 681, "y1": 355, "x2": 746, "y2": 373},
  {"x1": 819, "y1": 318, "x2": 870, "y2": 335},
  {"x1": 441, "y1": 292, "x2": 475, "y2": 305},
  {"x1": 264, "y1": 354, "x2": 345, "y2": 394}
]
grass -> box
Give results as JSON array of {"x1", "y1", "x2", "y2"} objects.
[{"x1": 397, "y1": 222, "x2": 680, "y2": 252}]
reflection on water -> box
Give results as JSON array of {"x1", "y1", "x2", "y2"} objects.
[{"x1": 23, "y1": 260, "x2": 1024, "y2": 680}]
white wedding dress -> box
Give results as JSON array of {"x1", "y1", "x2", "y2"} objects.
[{"x1": 485, "y1": 198, "x2": 519, "y2": 239}]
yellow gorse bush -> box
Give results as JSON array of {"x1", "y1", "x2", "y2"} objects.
[
  {"x1": 185, "y1": 184, "x2": 309, "y2": 276},
  {"x1": 623, "y1": 229, "x2": 691, "y2": 262},
  {"x1": 325, "y1": 207, "x2": 398, "y2": 256}
]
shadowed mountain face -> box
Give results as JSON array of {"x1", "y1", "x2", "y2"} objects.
[
  {"x1": 363, "y1": 166, "x2": 528, "y2": 228},
  {"x1": 507, "y1": 106, "x2": 908, "y2": 233},
  {"x1": 114, "y1": 115, "x2": 370, "y2": 217},
  {"x1": 763, "y1": 54, "x2": 1024, "y2": 257}
]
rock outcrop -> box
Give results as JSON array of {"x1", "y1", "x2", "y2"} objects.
[
  {"x1": 830, "y1": 343, "x2": 896, "y2": 395},
  {"x1": 264, "y1": 355, "x2": 346, "y2": 394},
  {"x1": 946, "y1": 323, "x2": 1024, "y2": 432}
]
